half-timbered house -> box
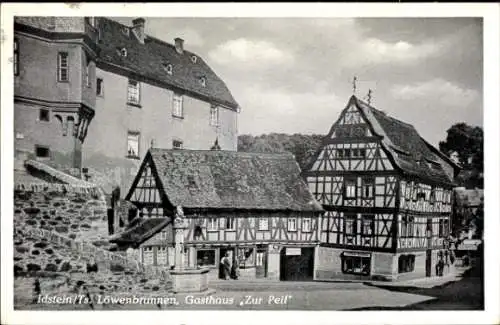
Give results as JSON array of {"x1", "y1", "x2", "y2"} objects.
[
  {"x1": 303, "y1": 95, "x2": 461, "y2": 281},
  {"x1": 110, "y1": 148, "x2": 323, "y2": 281}
]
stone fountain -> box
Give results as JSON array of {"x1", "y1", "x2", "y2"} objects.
[{"x1": 170, "y1": 206, "x2": 213, "y2": 294}]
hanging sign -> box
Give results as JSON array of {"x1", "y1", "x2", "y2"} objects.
[{"x1": 286, "y1": 247, "x2": 301, "y2": 256}]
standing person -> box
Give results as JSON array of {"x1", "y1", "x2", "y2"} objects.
[
  {"x1": 221, "y1": 252, "x2": 231, "y2": 280},
  {"x1": 231, "y1": 255, "x2": 241, "y2": 280}
]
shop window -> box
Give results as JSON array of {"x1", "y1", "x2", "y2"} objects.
[
  {"x1": 196, "y1": 249, "x2": 216, "y2": 267},
  {"x1": 237, "y1": 247, "x2": 255, "y2": 268},
  {"x1": 398, "y1": 254, "x2": 415, "y2": 273},
  {"x1": 341, "y1": 254, "x2": 370, "y2": 275}
]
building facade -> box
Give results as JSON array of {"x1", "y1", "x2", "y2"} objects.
[
  {"x1": 110, "y1": 148, "x2": 323, "y2": 281},
  {"x1": 14, "y1": 17, "x2": 239, "y2": 192},
  {"x1": 302, "y1": 96, "x2": 461, "y2": 281}
]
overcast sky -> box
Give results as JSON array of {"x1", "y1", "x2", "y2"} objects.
[{"x1": 114, "y1": 17, "x2": 483, "y2": 147}]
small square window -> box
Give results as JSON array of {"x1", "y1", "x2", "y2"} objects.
[
  {"x1": 39, "y1": 109, "x2": 50, "y2": 122},
  {"x1": 35, "y1": 146, "x2": 50, "y2": 158},
  {"x1": 172, "y1": 140, "x2": 183, "y2": 150}
]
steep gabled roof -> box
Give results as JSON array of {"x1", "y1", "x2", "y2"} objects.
[
  {"x1": 326, "y1": 96, "x2": 458, "y2": 186},
  {"x1": 138, "y1": 148, "x2": 322, "y2": 212},
  {"x1": 96, "y1": 18, "x2": 239, "y2": 110}
]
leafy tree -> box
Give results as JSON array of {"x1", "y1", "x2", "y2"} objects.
[{"x1": 439, "y1": 123, "x2": 483, "y2": 188}]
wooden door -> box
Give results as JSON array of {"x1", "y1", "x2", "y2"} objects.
[
  {"x1": 255, "y1": 247, "x2": 267, "y2": 278},
  {"x1": 425, "y1": 250, "x2": 432, "y2": 277},
  {"x1": 280, "y1": 247, "x2": 314, "y2": 281}
]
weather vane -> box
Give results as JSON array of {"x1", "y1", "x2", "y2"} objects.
[{"x1": 352, "y1": 76, "x2": 357, "y2": 95}]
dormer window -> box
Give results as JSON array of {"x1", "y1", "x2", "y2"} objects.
[
  {"x1": 163, "y1": 63, "x2": 173, "y2": 75},
  {"x1": 191, "y1": 55, "x2": 198, "y2": 63},
  {"x1": 120, "y1": 48, "x2": 127, "y2": 57},
  {"x1": 199, "y1": 76, "x2": 206, "y2": 87}
]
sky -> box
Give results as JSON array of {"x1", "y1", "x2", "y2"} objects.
[{"x1": 114, "y1": 17, "x2": 483, "y2": 147}]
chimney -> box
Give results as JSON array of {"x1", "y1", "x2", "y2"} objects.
[
  {"x1": 132, "y1": 18, "x2": 145, "y2": 44},
  {"x1": 175, "y1": 37, "x2": 184, "y2": 54}
]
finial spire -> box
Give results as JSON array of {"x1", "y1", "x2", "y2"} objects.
[
  {"x1": 367, "y1": 89, "x2": 373, "y2": 105},
  {"x1": 352, "y1": 76, "x2": 357, "y2": 95}
]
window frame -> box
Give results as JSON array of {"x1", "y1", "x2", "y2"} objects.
[
  {"x1": 126, "y1": 131, "x2": 140, "y2": 159},
  {"x1": 207, "y1": 217, "x2": 218, "y2": 232},
  {"x1": 225, "y1": 217, "x2": 235, "y2": 231},
  {"x1": 57, "y1": 52, "x2": 69, "y2": 82},
  {"x1": 172, "y1": 93, "x2": 184, "y2": 118},
  {"x1": 398, "y1": 254, "x2": 416, "y2": 273},
  {"x1": 361, "y1": 214, "x2": 375, "y2": 236},
  {"x1": 344, "y1": 177, "x2": 357, "y2": 199},
  {"x1": 361, "y1": 177, "x2": 375, "y2": 199},
  {"x1": 341, "y1": 254, "x2": 371, "y2": 276},
  {"x1": 142, "y1": 246, "x2": 154, "y2": 265},
  {"x1": 209, "y1": 105, "x2": 219, "y2": 126},
  {"x1": 196, "y1": 249, "x2": 216, "y2": 267},
  {"x1": 127, "y1": 79, "x2": 141, "y2": 105},
  {"x1": 302, "y1": 217, "x2": 312, "y2": 233},
  {"x1": 287, "y1": 218, "x2": 297, "y2": 232},
  {"x1": 258, "y1": 217, "x2": 269, "y2": 231},
  {"x1": 344, "y1": 214, "x2": 357, "y2": 236}
]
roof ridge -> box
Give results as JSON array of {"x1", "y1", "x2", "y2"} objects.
[
  {"x1": 355, "y1": 96, "x2": 414, "y2": 128},
  {"x1": 150, "y1": 148, "x2": 294, "y2": 158}
]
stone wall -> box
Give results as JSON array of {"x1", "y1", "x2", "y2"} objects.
[{"x1": 14, "y1": 188, "x2": 109, "y2": 245}]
